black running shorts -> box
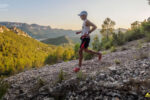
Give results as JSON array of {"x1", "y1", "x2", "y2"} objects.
[{"x1": 80, "y1": 37, "x2": 90, "y2": 49}]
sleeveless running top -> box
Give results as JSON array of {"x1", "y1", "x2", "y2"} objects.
[{"x1": 81, "y1": 19, "x2": 90, "y2": 37}]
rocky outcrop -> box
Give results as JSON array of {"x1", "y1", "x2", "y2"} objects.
[
  {"x1": 0, "y1": 25, "x2": 10, "y2": 33},
  {"x1": 0, "y1": 25, "x2": 31, "y2": 38},
  {"x1": 4, "y1": 40, "x2": 150, "y2": 100},
  {"x1": 10, "y1": 26, "x2": 31, "y2": 38},
  {"x1": 0, "y1": 26, "x2": 3, "y2": 33}
]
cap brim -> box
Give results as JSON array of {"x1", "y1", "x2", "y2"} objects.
[{"x1": 78, "y1": 14, "x2": 87, "y2": 16}]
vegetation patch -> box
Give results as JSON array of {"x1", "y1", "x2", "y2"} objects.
[
  {"x1": 102, "y1": 51, "x2": 108, "y2": 55},
  {"x1": 114, "y1": 59, "x2": 121, "y2": 65},
  {"x1": 76, "y1": 71, "x2": 86, "y2": 80},
  {"x1": 139, "y1": 52, "x2": 149, "y2": 59},
  {"x1": 134, "y1": 52, "x2": 149, "y2": 60},
  {"x1": 110, "y1": 46, "x2": 117, "y2": 52},
  {"x1": 120, "y1": 47, "x2": 127, "y2": 51},
  {"x1": 0, "y1": 26, "x2": 75, "y2": 76},
  {"x1": 92, "y1": 18, "x2": 150, "y2": 52},
  {"x1": 57, "y1": 69, "x2": 65, "y2": 83},
  {"x1": 0, "y1": 78, "x2": 9, "y2": 100}
]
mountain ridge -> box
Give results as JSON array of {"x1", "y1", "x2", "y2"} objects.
[
  {"x1": 0, "y1": 25, "x2": 31, "y2": 38},
  {"x1": 0, "y1": 22, "x2": 127, "y2": 40},
  {"x1": 0, "y1": 22, "x2": 76, "y2": 39}
]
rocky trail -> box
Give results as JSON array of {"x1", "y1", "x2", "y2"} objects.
[{"x1": 4, "y1": 39, "x2": 150, "y2": 100}]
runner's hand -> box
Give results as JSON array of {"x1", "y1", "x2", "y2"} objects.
[{"x1": 76, "y1": 32, "x2": 81, "y2": 34}]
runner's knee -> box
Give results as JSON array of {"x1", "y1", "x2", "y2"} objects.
[
  {"x1": 79, "y1": 49, "x2": 83, "y2": 54},
  {"x1": 84, "y1": 48, "x2": 88, "y2": 52}
]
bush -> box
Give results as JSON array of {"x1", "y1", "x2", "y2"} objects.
[
  {"x1": 102, "y1": 51, "x2": 107, "y2": 55},
  {"x1": 145, "y1": 32, "x2": 150, "y2": 42},
  {"x1": 124, "y1": 29, "x2": 144, "y2": 42},
  {"x1": 45, "y1": 54, "x2": 58, "y2": 65},
  {"x1": 76, "y1": 71, "x2": 86, "y2": 80},
  {"x1": 92, "y1": 35, "x2": 101, "y2": 51},
  {"x1": 141, "y1": 21, "x2": 150, "y2": 42},
  {"x1": 57, "y1": 69, "x2": 65, "y2": 83},
  {"x1": 137, "y1": 41, "x2": 142, "y2": 49},
  {"x1": 37, "y1": 78, "x2": 46, "y2": 87},
  {"x1": 99, "y1": 20, "x2": 150, "y2": 51},
  {"x1": 103, "y1": 41, "x2": 112, "y2": 49},
  {"x1": 101, "y1": 36, "x2": 114, "y2": 50},
  {"x1": 114, "y1": 59, "x2": 121, "y2": 65},
  {"x1": 112, "y1": 32, "x2": 125, "y2": 46},
  {"x1": 110, "y1": 46, "x2": 117, "y2": 52},
  {"x1": 84, "y1": 52, "x2": 94, "y2": 60},
  {"x1": 74, "y1": 43, "x2": 80, "y2": 59},
  {"x1": 0, "y1": 78, "x2": 9, "y2": 100}
]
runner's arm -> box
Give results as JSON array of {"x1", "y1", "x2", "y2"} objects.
[
  {"x1": 86, "y1": 20, "x2": 97, "y2": 34},
  {"x1": 76, "y1": 31, "x2": 82, "y2": 34}
]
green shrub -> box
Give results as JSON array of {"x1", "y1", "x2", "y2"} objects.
[
  {"x1": 74, "y1": 43, "x2": 80, "y2": 59},
  {"x1": 101, "y1": 37, "x2": 113, "y2": 50},
  {"x1": 92, "y1": 35, "x2": 101, "y2": 51},
  {"x1": 102, "y1": 51, "x2": 107, "y2": 55},
  {"x1": 37, "y1": 77, "x2": 46, "y2": 87},
  {"x1": 0, "y1": 78, "x2": 9, "y2": 100},
  {"x1": 141, "y1": 21, "x2": 150, "y2": 42},
  {"x1": 110, "y1": 46, "x2": 117, "y2": 52},
  {"x1": 145, "y1": 32, "x2": 150, "y2": 42},
  {"x1": 137, "y1": 41, "x2": 142, "y2": 49},
  {"x1": 112, "y1": 32, "x2": 125, "y2": 46},
  {"x1": 124, "y1": 29, "x2": 144, "y2": 42},
  {"x1": 99, "y1": 20, "x2": 150, "y2": 52},
  {"x1": 76, "y1": 71, "x2": 86, "y2": 80},
  {"x1": 57, "y1": 69, "x2": 65, "y2": 83},
  {"x1": 114, "y1": 59, "x2": 121, "y2": 65},
  {"x1": 84, "y1": 52, "x2": 94, "y2": 60}
]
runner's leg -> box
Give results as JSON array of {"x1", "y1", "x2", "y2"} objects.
[
  {"x1": 79, "y1": 48, "x2": 83, "y2": 67},
  {"x1": 84, "y1": 48, "x2": 100, "y2": 55}
]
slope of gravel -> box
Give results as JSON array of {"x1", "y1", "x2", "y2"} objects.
[{"x1": 4, "y1": 40, "x2": 150, "y2": 100}]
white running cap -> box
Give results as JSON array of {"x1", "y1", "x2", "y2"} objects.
[{"x1": 78, "y1": 11, "x2": 88, "y2": 16}]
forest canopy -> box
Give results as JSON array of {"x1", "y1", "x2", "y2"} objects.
[{"x1": 0, "y1": 26, "x2": 75, "y2": 76}]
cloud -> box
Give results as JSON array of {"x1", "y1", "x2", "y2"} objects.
[{"x1": 0, "y1": 4, "x2": 9, "y2": 11}]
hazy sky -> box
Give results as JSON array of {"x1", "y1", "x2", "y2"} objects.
[{"x1": 0, "y1": 0, "x2": 149, "y2": 30}]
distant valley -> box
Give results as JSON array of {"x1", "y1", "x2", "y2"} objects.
[{"x1": 41, "y1": 35, "x2": 73, "y2": 45}]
